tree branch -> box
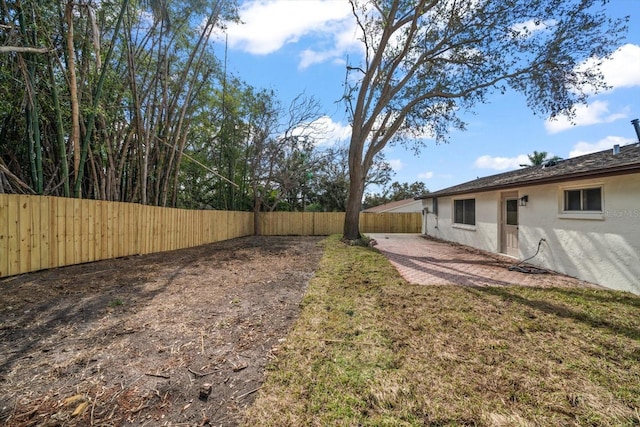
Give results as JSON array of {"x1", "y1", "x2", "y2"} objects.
[{"x1": 0, "y1": 46, "x2": 50, "y2": 54}]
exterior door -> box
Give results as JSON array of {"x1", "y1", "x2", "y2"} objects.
[{"x1": 501, "y1": 195, "x2": 519, "y2": 257}]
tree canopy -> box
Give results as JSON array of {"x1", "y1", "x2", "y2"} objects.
[
  {"x1": 341, "y1": 0, "x2": 628, "y2": 240},
  {"x1": 0, "y1": 0, "x2": 336, "y2": 214},
  {"x1": 363, "y1": 181, "x2": 428, "y2": 209},
  {"x1": 0, "y1": 0, "x2": 630, "y2": 227}
]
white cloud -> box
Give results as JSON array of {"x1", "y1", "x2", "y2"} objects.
[
  {"x1": 298, "y1": 17, "x2": 363, "y2": 69},
  {"x1": 418, "y1": 171, "x2": 434, "y2": 179},
  {"x1": 309, "y1": 115, "x2": 351, "y2": 146},
  {"x1": 545, "y1": 100, "x2": 628, "y2": 134},
  {"x1": 569, "y1": 136, "x2": 635, "y2": 158},
  {"x1": 389, "y1": 159, "x2": 404, "y2": 171},
  {"x1": 221, "y1": 0, "x2": 357, "y2": 68},
  {"x1": 577, "y1": 44, "x2": 640, "y2": 94},
  {"x1": 299, "y1": 48, "x2": 338, "y2": 69},
  {"x1": 474, "y1": 154, "x2": 530, "y2": 171}
]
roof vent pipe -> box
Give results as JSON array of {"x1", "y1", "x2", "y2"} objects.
[
  {"x1": 632, "y1": 118, "x2": 640, "y2": 143},
  {"x1": 613, "y1": 144, "x2": 620, "y2": 155}
]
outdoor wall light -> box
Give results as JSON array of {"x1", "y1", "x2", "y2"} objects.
[{"x1": 519, "y1": 195, "x2": 529, "y2": 206}]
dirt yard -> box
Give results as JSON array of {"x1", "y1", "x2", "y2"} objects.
[{"x1": 0, "y1": 236, "x2": 325, "y2": 427}]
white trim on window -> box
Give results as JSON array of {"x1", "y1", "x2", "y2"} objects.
[
  {"x1": 558, "y1": 183, "x2": 604, "y2": 220},
  {"x1": 558, "y1": 212, "x2": 605, "y2": 220},
  {"x1": 452, "y1": 196, "x2": 476, "y2": 227},
  {"x1": 452, "y1": 223, "x2": 477, "y2": 231}
]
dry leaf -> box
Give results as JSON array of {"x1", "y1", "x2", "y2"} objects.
[
  {"x1": 71, "y1": 401, "x2": 89, "y2": 417},
  {"x1": 62, "y1": 394, "x2": 84, "y2": 407}
]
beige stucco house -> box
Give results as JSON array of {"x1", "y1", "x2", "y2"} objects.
[{"x1": 417, "y1": 143, "x2": 640, "y2": 294}]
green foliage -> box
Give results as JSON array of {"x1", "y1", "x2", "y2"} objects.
[
  {"x1": 0, "y1": 0, "x2": 242, "y2": 202},
  {"x1": 0, "y1": 0, "x2": 356, "y2": 211},
  {"x1": 520, "y1": 150, "x2": 563, "y2": 167},
  {"x1": 363, "y1": 181, "x2": 428, "y2": 209},
  {"x1": 307, "y1": 145, "x2": 393, "y2": 212}
]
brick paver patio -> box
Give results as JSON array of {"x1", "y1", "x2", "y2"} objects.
[{"x1": 369, "y1": 233, "x2": 599, "y2": 288}]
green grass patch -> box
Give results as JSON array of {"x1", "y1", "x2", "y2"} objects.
[
  {"x1": 244, "y1": 235, "x2": 640, "y2": 426},
  {"x1": 107, "y1": 297, "x2": 124, "y2": 308}
]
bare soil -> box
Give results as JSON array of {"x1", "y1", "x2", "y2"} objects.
[{"x1": 0, "y1": 236, "x2": 325, "y2": 427}]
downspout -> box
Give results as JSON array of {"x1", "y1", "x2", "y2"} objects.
[{"x1": 421, "y1": 207, "x2": 428, "y2": 235}]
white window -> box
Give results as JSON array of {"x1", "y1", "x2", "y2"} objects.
[
  {"x1": 564, "y1": 187, "x2": 602, "y2": 212},
  {"x1": 454, "y1": 198, "x2": 475, "y2": 225},
  {"x1": 558, "y1": 184, "x2": 604, "y2": 220}
]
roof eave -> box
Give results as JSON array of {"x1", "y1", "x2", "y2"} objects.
[{"x1": 417, "y1": 164, "x2": 640, "y2": 199}]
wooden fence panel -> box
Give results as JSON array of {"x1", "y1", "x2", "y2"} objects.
[
  {"x1": 30, "y1": 196, "x2": 41, "y2": 271},
  {"x1": 6, "y1": 196, "x2": 19, "y2": 275},
  {"x1": 360, "y1": 212, "x2": 421, "y2": 234},
  {"x1": 260, "y1": 212, "x2": 314, "y2": 236},
  {"x1": 312, "y1": 212, "x2": 344, "y2": 235},
  {"x1": 18, "y1": 195, "x2": 32, "y2": 273},
  {"x1": 235, "y1": 212, "x2": 254, "y2": 239},
  {"x1": 38, "y1": 197, "x2": 50, "y2": 271},
  {"x1": 257, "y1": 212, "x2": 421, "y2": 236},
  {"x1": 47, "y1": 197, "x2": 58, "y2": 269},
  {"x1": 0, "y1": 195, "x2": 7, "y2": 276},
  {"x1": 225, "y1": 211, "x2": 235, "y2": 240},
  {"x1": 1, "y1": 195, "x2": 421, "y2": 278}
]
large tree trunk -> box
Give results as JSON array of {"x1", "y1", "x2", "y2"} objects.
[
  {"x1": 343, "y1": 154, "x2": 365, "y2": 241},
  {"x1": 253, "y1": 195, "x2": 262, "y2": 236}
]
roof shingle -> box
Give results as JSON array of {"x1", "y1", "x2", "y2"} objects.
[{"x1": 417, "y1": 143, "x2": 640, "y2": 199}]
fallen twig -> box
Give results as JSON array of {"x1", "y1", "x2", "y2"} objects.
[
  {"x1": 144, "y1": 372, "x2": 170, "y2": 379},
  {"x1": 322, "y1": 338, "x2": 379, "y2": 346},
  {"x1": 130, "y1": 403, "x2": 148, "y2": 414},
  {"x1": 231, "y1": 363, "x2": 248, "y2": 372},
  {"x1": 236, "y1": 386, "x2": 262, "y2": 400},
  {"x1": 188, "y1": 367, "x2": 218, "y2": 377}
]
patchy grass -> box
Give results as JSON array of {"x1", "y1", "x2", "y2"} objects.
[{"x1": 243, "y1": 235, "x2": 640, "y2": 427}]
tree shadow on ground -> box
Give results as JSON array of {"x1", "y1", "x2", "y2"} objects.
[{"x1": 471, "y1": 286, "x2": 640, "y2": 341}]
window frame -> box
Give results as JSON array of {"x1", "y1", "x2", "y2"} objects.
[
  {"x1": 563, "y1": 187, "x2": 602, "y2": 212},
  {"x1": 558, "y1": 184, "x2": 604, "y2": 221},
  {"x1": 453, "y1": 197, "x2": 476, "y2": 227}
]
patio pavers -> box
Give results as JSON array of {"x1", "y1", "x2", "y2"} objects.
[{"x1": 368, "y1": 233, "x2": 599, "y2": 289}]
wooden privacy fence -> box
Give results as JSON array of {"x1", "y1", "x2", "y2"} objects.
[
  {"x1": 257, "y1": 211, "x2": 422, "y2": 236},
  {"x1": 0, "y1": 195, "x2": 254, "y2": 278},
  {"x1": 0, "y1": 195, "x2": 422, "y2": 278}
]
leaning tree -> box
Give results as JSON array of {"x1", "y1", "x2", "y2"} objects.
[{"x1": 342, "y1": 0, "x2": 627, "y2": 240}]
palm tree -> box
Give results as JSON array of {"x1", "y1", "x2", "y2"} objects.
[{"x1": 520, "y1": 151, "x2": 562, "y2": 167}]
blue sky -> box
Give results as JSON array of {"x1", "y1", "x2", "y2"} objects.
[{"x1": 216, "y1": 0, "x2": 640, "y2": 194}]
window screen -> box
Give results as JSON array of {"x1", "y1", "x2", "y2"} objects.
[
  {"x1": 564, "y1": 188, "x2": 602, "y2": 211},
  {"x1": 454, "y1": 198, "x2": 475, "y2": 225}
]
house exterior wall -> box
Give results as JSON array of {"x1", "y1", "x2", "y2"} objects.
[
  {"x1": 383, "y1": 200, "x2": 424, "y2": 213},
  {"x1": 422, "y1": 192, "x2": 500, "y2": 252},
  {"x1": 421, "y1": 174, "x2": 640, "y2": 294}
]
